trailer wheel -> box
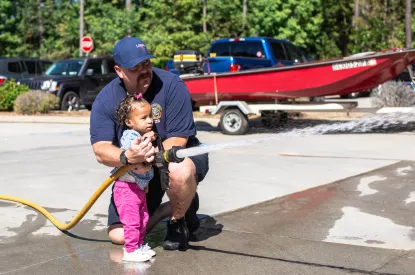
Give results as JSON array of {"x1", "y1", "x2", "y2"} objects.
[{"x1": 220, "y1": 109, "x2": 249, "y2": 135}]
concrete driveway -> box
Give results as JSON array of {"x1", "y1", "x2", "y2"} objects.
[{"x1": 0, "y1": 118, "x2": 414, "y2": 274}]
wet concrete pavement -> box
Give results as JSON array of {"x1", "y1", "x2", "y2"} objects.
[
  {"x1": 2, "y1": 161, "x2": 415, "y2": 274},
  {"x1": 1, "y1": 122, "x2": 415, "y2": 274}
]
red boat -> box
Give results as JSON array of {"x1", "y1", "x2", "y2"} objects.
[{"x1": 182, "y1": 49, "x2": 415, "y2": 107}]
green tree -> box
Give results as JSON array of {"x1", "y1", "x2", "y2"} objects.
[
  {"x1": 349, "y1": 0, "x2": 407, "y2": 53},
  {"x1": 16, "y1": 0, "x2": 42, "y2": 57},
  {"x1": 246, "y1": 0, "x2": 324, "y2": 58},
  {"x1": 0, "y1": 0, "x2": 413, "y2": 62},
  {"x1": 138, "y1": 0, "x2": 212, "y2": 57},
  {"x1": 84, "y1": 0, "x2": 136, "y2": 56},
  {"x1": 205, "y1": 0, "x2": 245, "y2": 38},
  {"x1": 0, "y1": 0, "x2": 22, "y2": 56},
  {"x1": 318, "y1": 0, "x2": 353, "y2": 58},
  {"x1": 44, "y1": 0, "x2": 80, "y2": 60}
]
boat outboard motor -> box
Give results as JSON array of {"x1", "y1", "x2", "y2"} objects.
[{"x1": 173, "y1": 50, "x2": 205, "y2": 75}]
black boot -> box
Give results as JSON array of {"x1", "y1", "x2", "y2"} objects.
[
  {"x1": 163, "y1": 217, "x2": 189, "y2": 251},
  {"x1": 185, "y1": 192, "x2": 200, "y2": 234}
]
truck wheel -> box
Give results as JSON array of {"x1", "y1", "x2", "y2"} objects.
[
  {"x1": 61, "y1": 91, "x2": 80, "y2": 112},
  {"x1": 220, "y1": 109, "x2": 249, "y2": 135}
]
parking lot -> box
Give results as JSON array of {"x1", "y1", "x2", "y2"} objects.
[{"x1": 1, "y1": 119, "x2": 415, "y2": 274}]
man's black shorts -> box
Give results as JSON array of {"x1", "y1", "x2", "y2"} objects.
[{"x1": 107, "y1": 153, "x2": 209, "y2": 226}]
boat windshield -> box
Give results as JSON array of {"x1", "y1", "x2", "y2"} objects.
[{"x1": 45, "y1": 60, "x2": 84, "y2": 76}]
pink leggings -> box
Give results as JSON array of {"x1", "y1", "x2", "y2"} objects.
[{"x1": 113, "y1": 180, "x2": 149, "y2": 253}]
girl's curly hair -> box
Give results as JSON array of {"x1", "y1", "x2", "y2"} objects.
[{"x1": 116, "y1": 95, "x2": 150, "y2": 127}]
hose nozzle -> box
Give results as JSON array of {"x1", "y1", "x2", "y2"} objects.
[{"x1": 153, "y1": 146, "x2": 185, "y2": 169}]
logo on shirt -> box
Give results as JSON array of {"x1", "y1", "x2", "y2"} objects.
[{"x1": 151, "y1": 103, "x2": 162, "y2": 123}]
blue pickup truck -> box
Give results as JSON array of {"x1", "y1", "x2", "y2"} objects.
[{"x1": 166, "y1": 37, "x2": 309, "y2": 75}]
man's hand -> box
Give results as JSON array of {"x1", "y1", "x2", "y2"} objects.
[
  {"x1": 131, "y1": 162, "x2": 152, "y2": 174},
  {"x1": 145, "y1": 153, "x2": 155, "y2": 163},
  {"x1": 125, "y1": 137, "x2": 155, "y2": 164}
]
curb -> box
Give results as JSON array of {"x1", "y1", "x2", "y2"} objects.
[
  {"x1": 376, "y1": 107, "x2": 415, "y2": 114},
  {"x1": 0, "y1": 108, "x2": 412, "y2": 125},
  {"x1": 0, "y1": 115, "x2": 221, "y2": 127},
  {"x1": 0, "y1": 116, "x2": 90, "y2": 124},
  {"x1": 194, "y1": 117, "x2": 219, "y2": 128}
]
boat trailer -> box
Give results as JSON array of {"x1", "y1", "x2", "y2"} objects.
[{"x1": 205, "y1": 101, "x2": 358, "y2": 135}]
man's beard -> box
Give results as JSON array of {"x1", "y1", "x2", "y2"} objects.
[{"x1": 136, "y1": 74, "x2": 152, "y2": 91}]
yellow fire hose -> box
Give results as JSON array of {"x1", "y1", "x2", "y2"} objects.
[
  {"x1": 0, "y1": 165, "x2": 130, "y2": 231},
  {"x1": 0, "y1": 146, "x2": 184, "y2": 232}
]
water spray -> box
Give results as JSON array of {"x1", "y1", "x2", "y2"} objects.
[{"x1": 176, "y1": 112, "x2": 415, "y2": 158}]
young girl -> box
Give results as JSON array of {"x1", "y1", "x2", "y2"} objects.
[{"x1": 112, "y1": 93, "x2": 156, "y2": 262}]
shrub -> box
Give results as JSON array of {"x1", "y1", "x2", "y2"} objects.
[
  {"x1": 151, "y1": 57, "x2": 171, "y2": 69},
  {"x1": 0, "y1": 80, "x2": 29, "y2": 111},
  {"x1": 371, "y1": 81, "x2": 415, "y2": 107},
  {"x1": 14, "y1": 90, "x2": 60, "y2": 115}
]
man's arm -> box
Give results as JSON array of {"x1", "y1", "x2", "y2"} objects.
[
  {"x1": 92, "y1": 139, "x2": 155, "y2": 167},
  {"x1": 93, "y1": 141, "x2": 124, "y2": 167},
  {"x1": 162, "y1": 137, "x2": 188, "y2": 150}
]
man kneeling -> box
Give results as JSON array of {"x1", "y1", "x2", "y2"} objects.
[{"x1": 90, "y1": 36, "x2": 209, "y2": 251}]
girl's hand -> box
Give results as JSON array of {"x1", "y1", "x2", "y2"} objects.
[
  {"x1": 131, "y1": 162, "x2": 152, "y2": 173},
  {"x1": 142, "y1": 131, "x2": 156, "y2": 142}
]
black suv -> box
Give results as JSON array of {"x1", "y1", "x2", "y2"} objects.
[
  {"x1": 19, "y1": 56, "x2": 117, "y2": 111},
  {"x1": 0, "y1": 57, "x2": 52, "y2": 86}
]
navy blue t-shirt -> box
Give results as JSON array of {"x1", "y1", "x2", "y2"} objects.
[{"x1": 90, "y1": 68, "x2": 198, "y2": 147}]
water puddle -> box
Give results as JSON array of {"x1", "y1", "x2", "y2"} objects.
[
  {"x1": 0, "y1": 205, "x2": 108, "y2": 241},
  {"x1": 324, "y1": 206, "x2": 415, "y2": 250},
  {"x1": 0, "y1": 205, "x2": 29, "y2": 239},
  {"x1": 31, "y1": 211, "x2": 107, "y2": 236},
  {"x1": 356, "y1": 176, "x2": 386, "y2": 197},
  {"x1": 405, "y1": 191, "x2": 415, "y2": 204},
  {"x1": 396, "y1": 166, "x2": 413, "y2": 176}
]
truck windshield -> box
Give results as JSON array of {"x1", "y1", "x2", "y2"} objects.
[
  {"x1": 45, "y1": 60, "x2": 84, "y2": 76},
  {"x1": 210, "y1": 41, "x2": 265, "y2": 58}
]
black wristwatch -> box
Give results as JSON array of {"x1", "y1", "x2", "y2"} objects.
[{"x1": 120, "y1": 150, "x2": 130, "y2": 165}]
